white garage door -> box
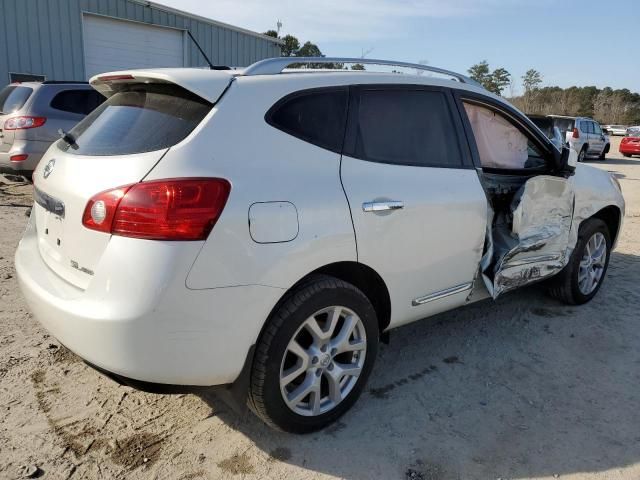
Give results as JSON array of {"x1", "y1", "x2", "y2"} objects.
[{"x1": 83, "y1": 14, "x2": 185, "y2": 79}]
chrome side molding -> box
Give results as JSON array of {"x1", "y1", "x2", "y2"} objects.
[{"x1": 412, "y1": 282, "x2": 474, "y2": 306}]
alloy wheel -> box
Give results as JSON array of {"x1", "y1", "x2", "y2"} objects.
[
  {"x1": 279, "y1": 306, "x2": 367, "y2": 416},
  {"x1": 578, "y1": 232, "x2": 607, "y2": 295}
]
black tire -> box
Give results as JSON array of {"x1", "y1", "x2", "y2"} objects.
[
  {"x1": 249, "y1": 275, "x2": 379, "y2": 433},
  {"x1": 548, "y1": 218, "x2": 611, "y2": 305},
  {"x1": 599, "y1": 144, "x2": 609, "y2": 160},
  {"x1": 578, "y1": 146, "x2": 587, "y2": 162},
  {"x1": 623, "y1": 153, "x2": 631, "y2": 158}
]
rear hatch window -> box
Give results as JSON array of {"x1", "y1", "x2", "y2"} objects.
[
  {"x1": 551, "y1": 118, "x2": 575, "y2": 135},
  {"x1": 57, "y1": 84, "x2": 212, "y2": 156},
  {"x1": 529, "y1": 117, "x2": 553, "y2": 138},
  {"x1": 0, "y1": 85, "x2": 33, "y2": 114}
]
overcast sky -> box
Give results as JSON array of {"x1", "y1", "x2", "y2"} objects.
[{"x1": 159, "y1": 0, "x2": 640, "y2": 94}]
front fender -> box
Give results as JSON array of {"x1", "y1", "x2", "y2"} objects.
[{"x1": 570, "y1": 164, "x2": 625, "y2": 249}]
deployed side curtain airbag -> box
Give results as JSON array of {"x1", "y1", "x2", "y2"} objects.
[{"x1": 464, "y1": 103, "x2": 529, "y2": 169}]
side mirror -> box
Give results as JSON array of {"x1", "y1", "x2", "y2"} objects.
[{"x1": 558, "y1": 146, "x2": 577, "y2": 174}]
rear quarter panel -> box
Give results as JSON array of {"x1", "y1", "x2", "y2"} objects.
[{"x1": 145, "y1": 76, "x2": 358, "y2": 290}]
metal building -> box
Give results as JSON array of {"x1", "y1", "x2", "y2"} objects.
[{"x1": 0, "y1": 0, "x2": 282, "y2": 83}]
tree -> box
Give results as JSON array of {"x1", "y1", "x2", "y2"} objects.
[
  {"x1": 522, "y1": 69, "x2": 542, "y2": 93},
  {"x1": 489, "y1": 68, "x2": 511, "y2": 96},
  {"x1": 521, "y1": 69, "x2": 543, "y2": 113},
  {"x1": 263, "y1": 30, "x2": 278, "y2": 38},
  {"x1": 297, "y1": 41, "x2": 322, "y2": 57},
  {"x1": 351, "y1": 63, "x2": 365, "y2": 70},
  {"x1": 468, "y1": 61, "x2": 511, "y2": 95},
  {"x1": 468, "y1": 61, "x2": 491, "y2": 87},
  {"x1": 281, "y1": 34, "x2": 300, "y2": 57}
]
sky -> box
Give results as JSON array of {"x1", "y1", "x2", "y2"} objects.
[{"x1": 159, "y1": 0, "x2": 640, "y2": 94}]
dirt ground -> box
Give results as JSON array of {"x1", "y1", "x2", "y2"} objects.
[{"x1": 1, "y1": 136, "x2": 639, "y2": 480}]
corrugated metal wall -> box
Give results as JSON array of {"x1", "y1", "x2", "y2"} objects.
[{"x1": 0, "y1": 0, "x2": 281, "y2": 82}]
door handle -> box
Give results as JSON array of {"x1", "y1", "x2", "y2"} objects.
[{"x1": 362, "y1": 201, "x2": 404, "y2": 212}]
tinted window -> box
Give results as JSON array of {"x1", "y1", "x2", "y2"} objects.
[
  {"x1": 552, "y1": 117, "x2": 575, "y2": 135},
  {"x1": 51, "y1": 89, "x2": 105, "y2": 115},
  {"x1": 529, "y1": 116, "x2": 553, "y2": 138},
  {"x1": 593, "y1": 123, "x2": 602, "y2": 134},
  {"x1": 58, "y1": 84, "x2": 212, "y2": 156},
  {"x1": 581, "y1": 121, "x2": 593, "y2": 134},
  {"x1": 464, "y1": 102, "x2": 546, "y2": 170},
  {"x1": 351, "y1": 89, "x2": 462, "y2": 167},
  {"x1": 0, "y1": 86, "x2": 33, "y2": 114},
  {"x1": 268, "y1": 88, "x2": 348, "y2": 152}
]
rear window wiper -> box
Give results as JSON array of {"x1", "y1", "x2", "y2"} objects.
[{"x1": 58, "y1": 128, "x2": 79, "y2": 150}]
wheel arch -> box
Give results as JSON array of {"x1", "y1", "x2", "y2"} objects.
[
  {"x1": 590, "y1": 205, "x2": 622, "y2": 246},
  {"x1": 263, "y1": 261, "x2": 392, "y2": 337}
]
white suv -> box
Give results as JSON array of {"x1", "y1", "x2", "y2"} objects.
[
  {"x1": 15, "y1": 58, "x2": 625, "y2": 433},
  {"x1": 548, "y1": 115, "x2": 610, "y2": 161}
]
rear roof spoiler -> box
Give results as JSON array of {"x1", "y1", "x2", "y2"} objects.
[{"x1": 89, "y1": 69, "x2": 235, "y2": 103}]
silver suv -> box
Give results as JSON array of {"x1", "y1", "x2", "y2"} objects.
[
  {"x1": 548, "y1": 115, "x2": 610, "y2": 161},
  {"x1": 0, "y1": 82, "x2": 104, "y2": 175}
]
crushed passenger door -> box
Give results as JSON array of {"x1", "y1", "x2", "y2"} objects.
[{"x1": 482, "y1": 175, "x2": 575, "y2": 298}]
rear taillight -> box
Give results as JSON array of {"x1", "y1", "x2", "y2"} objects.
[
  {"x1": 621, "y1": 137, "x2": 629, "y2": 143},
  {"x1": 82, "y1": 178, "x2": 231, "y2": 241},
  {"x1": 9, "y1": 154, "x2": 29, "y2": 162},
  {"x1": 4, "y1": 116, "x2": 47, "y2": 130},
  {"x1": 572, "y1": 128, "x2": 580, "y2": 139}
]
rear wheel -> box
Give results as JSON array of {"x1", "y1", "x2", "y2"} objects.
[
  {"x1": 548, "y1": 218, "x2": 611, "y2": 305},
  {"x1": 249, "y1": 275, "x2": 378, "y2": 433},
  {"x1": 578, "y1": 146, "x2": 587, "y2": 162}
]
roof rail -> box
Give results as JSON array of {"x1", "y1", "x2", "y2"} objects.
[{"x1": 242, "y1": 57, "x2": 482, "y2": 87}]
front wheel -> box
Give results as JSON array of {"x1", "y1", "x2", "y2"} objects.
[
  {"x1": 599, "y1": 144, "x2": 609, "y2": 160},
  {"x1": 548, "y1": 218, "x2": 611, "y2": 305},
  {"x1": 249, "y1": 275, "x2": 379, "y2": 433}
]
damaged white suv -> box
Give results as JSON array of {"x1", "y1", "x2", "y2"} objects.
[{"x1": 15, "y1": 58, "x2": 625, "y2": 433}]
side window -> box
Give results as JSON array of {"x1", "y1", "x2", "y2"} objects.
[
  {"x1": 50, "y1": 90, "x2": 101, "y2": 115},
  {"x1": 593, "y1": 123, "x2": 602, "y2": 135},
  {"x1": 267, "y1": 88, "x2": 348, "y2": 153},
  {"x1": 350, "y1": 88, "x2": 463, "y2": 168},
  {"x1": 463, "y1": 102, "x2": 546, "y2": 170},
  {"x1": 580, "y1": 121, "x2": 591, "y2": 134}
]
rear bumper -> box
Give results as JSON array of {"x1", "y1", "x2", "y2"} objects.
[
  {"x1": 15, "y1": 215, "x2": 284, "y2": 386},
  {"x1": 619, "y1": 145, "x2": 640, "y2": 155},
  {"x1": 0, "y1": 139, "x2": 49, "y2": 173}
]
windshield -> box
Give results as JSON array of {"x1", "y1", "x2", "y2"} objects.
[
  {"x1": 0, "y1": 85, "x2": 33, "y2": 114},
  {"x1": 57, "y1": 84, "x2": 212, "y2": 156}
]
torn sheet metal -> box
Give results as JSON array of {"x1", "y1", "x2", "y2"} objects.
[{"x1": 483, "y1": 175, "x2": 575, "y2": 298}]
